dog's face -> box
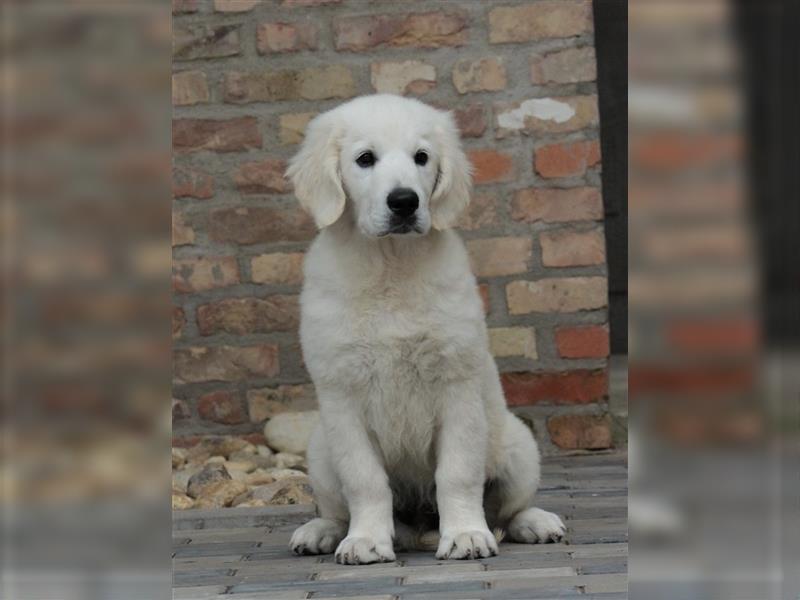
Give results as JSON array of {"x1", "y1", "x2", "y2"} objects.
[
  {"x1": 287, "y1": 95, "x2": 472, "y2": 237},
  {"x1": 339, "y1": 122, "x2": 438, "y2": 237}
]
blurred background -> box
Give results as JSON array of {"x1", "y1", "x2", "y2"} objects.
[
  {"x1": 2, "y1": 2, "x2": 172, "y2": 599},
  {"x1": 2, "y1": 0, "x2": 798, "y2": 599},
  {"x1": 628, "y1": 1, "x2": 798, "y2": 599}
]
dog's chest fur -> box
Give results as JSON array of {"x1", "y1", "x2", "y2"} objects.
[{"x1": 301, "y1": 232, "x2": 485, "y2": 479}]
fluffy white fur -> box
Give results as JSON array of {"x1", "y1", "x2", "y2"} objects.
[{"x1": 286, "y1": 95, "x2": 565, "y2": 565}]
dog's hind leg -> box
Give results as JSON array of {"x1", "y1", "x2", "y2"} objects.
[
  {"x1": 486, "y1": 413, "x2": 566, "y2": 544},
  {"x1": 289, "y1": 425, "x2": 348, "y2": 555}
]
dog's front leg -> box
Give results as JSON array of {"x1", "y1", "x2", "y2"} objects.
[
  {"x1": 320, "y1": 391, "x2": 395, "y2": 565},
  {"x1": 435, "y1": 383, "x2": 498, "y2": 559}
]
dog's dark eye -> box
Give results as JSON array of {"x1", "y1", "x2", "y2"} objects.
[
  {"x1": 414, "y1": 150, "x2": 429, "y2": 166},
  {"x1": 356, "y1": 151, "x2": 376, "y2": 168}
]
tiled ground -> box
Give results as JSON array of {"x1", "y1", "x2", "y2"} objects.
[{"x1": 173, "y1": 453, "x2": 628, "y2": 599}]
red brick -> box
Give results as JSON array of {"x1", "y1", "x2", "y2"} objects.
[
  {"x1": 371, "y1": 61, "x2": 437, "y2": 95},
  {"x1": 334, "y1": 12, "x2": 468, "y2": 51},
  {"x1": 214, "y1": 0, "x2": 257, "y2": 12},
  {"x1": 173, "y1": 166, "x2": 214, "y2": 199},
  {"x1": 452, "y1": 57, "x2": 506, "y2": 94},
  {"x1": 456, "y1": 194, "x2": 497, "y2": 231},
  {"x1": 197, "y1": 296, "x2": 299, "y2": 336},
  {"x1": 535, "y1": 140, "x2": 601, "y2": 178},
  {"x1": 198, "y1": 391, "x2": 247, "y2": 425},
  {"x1": 233, "y1": 159, "x2": 290, "y2": 194},
  {"x1": 547, "y1": 414, "x2": 612, "y2": 450},
  {"x1": 500, "y1": 369, "x2": 608, "y2": 406},
  {"x1": 172, "y1": 398, "x2": 191, "y2": 421},
  {"x1": 467, "y1": 237, "x2": 531, "y2": 277},
  {"x1": 666, "y1": 318, "x2": 759, "y2": 354},
  {"x1": 279, "y1": 112, "x2": 317, "y2": 145},
  {"x1": 172, "y1": 71, "x2": 209, "y2": 106},
  {"x1": 531, "y1": 46, "x2": 597, "y2": 84},
  {"x1": 468, "y1": 149, "x2": 514, "y2": 184},
  {"x1": 173, "y1": 24, "x2": 240, "y2": 61},
  {"x1": 173, "y1": 117, "x2": 261, "y2": 153},
  {"x1": 172, "y1": 257, "x2": 239, "y2": 293},
  {"x1": 257, "y1": 22, "x2": 319, "y2": 54},
  {"x1": 224, "y1": 67, "x2": 355, "y2": 103},
  {"x1": 173, "y1": 307, "x2": 185, "y2": 340},
  {"x1": 478, "y1": 284, "x2": 490, "y2": 315},
  {"x1": 489, "y1": 1, "x2": 593, "y2": 43},
  {"x1": 506, "y1": 277, "x2": 607, "y2": 314},
  {"x1": 511, "y1": 187, "x2": 602, "y2": 223},
  {"x1": 540, "y1": 228, "x2": 606, "y2": 267},
  {"x1": 172, "y1": 211, "x2": 195, "y2": 246},
  {"x1": 173, "y1": 0, "x2": 198, "y2": 14},
  {"x1": 453, "y1": 104, "x2": 487, "y2": 138},
  {"x1": 556, "y1": 325, "x2": 610, "y2": 358},
  {"x1": 174, "y1": 345, "x2": 280, "y2": 383},
  {"x1": 172, "y1": 435, "x2": 202, "y2": 448},
  {"x1": 250, "y1": 252, "x2": 305, "y2": 285},
  {"x1": 207, "y1": 206, "x2": 316, "y2": 245}
]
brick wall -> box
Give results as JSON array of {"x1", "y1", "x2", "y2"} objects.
[{"x1": 172, "y1": 0, "x2": 611, "y2": 454}]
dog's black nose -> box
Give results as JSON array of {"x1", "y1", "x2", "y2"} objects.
[{"x1": 387, "y1": 188, "x2": 419, "y2": 218}]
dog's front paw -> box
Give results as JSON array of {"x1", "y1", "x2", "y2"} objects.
[
  {"x1": 507, "y1": 507, "x2": 566, "y2": 544},
  {"x1": 334, "y1": 536, "x2": 395, "y2": 565},
  {"x1": 290, "y1": 518, "x2": 347, "y2": 556},
  {"x1": 436, "y1": 528, "x2": 498, "y2": 560}
]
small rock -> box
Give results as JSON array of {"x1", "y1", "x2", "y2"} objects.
[
  {"x1": 251, "y1": 476, "x2": 313, "y2": 505},
  {"x1": 206, "y1": 455, "x2": 225, "y2": 464},
  {"x1": 231, "y1": 489, "x2": 253, "y2": 506},
  {"x1": 199, "y1": 437, "x2": 255, "y2": 459},
  {"x1": 266, "y1": 468, "x2": 306, "y2": 481},
  {"x1": 229, "y1": 449, "x2": 256, "y2": 462},
  {"x1": 185, "y1": 446, "x2": 211, "y2": 465},
  {"x1": 224, "y1": 460, "x2": 256, "y2": 473},
  {"x1": 256, "y1": 445, "x2": 273, "y2": 458},
  {"x1": 172, "y1": 466, "x2": 201, "y2": 494},
  {"x1": 235, "y1": 499, "x2": 269, "y2": 508},
  {"x1": 194, "y1": 480, "x2": 249, "y2": 509},
  {"x1": 228, "y1": 468, "x2": 250, "y2": 483},
  {"x1": 246, "y1": 469, "x2": 276, "y2": 486},
  {"x1": 187, "y1": 464, "x2": 231, "y2": 499},
  {"x1": 263, "y1": 411, "x2": 319, "y2": 455},
  {"x1": 272, "y1": 452, "x2": 305, "y2": 470},
  {"x1": 172, "y1": 448, "x2": 188, "y2": 469},
  {"x1": 248, "y1": 455, "x2": 275, "y2": 470},
  {"x1": 172, "y1": 493, "x2": 195, "y2": 510}
]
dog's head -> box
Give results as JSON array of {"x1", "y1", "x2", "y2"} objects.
[{"x1": 286, "y1": 94, "x2": 472, "y2": 237}]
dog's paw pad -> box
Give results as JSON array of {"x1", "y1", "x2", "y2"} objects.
[
  {"x1": 334, "y1": 536, "x2": 395, "y2": 565},
  {"x1": 289, "y1": 518, "x2": 346, "y2": 556},
  {"x1": 508, "y1": 508, "x2": 566, "y2": 544},
  {"x1": 436, "y1": 529, "x2": 498, "y2": 560}
]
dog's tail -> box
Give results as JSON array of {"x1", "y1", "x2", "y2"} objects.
[{"x1": 394, "y1": 525, "x2": 505, "y2": 551}]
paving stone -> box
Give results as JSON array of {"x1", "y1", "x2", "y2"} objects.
[
  {"x1": 174, "y1": 541, "x2": 260, "y2": 558},
  {"x1": 406, "y1": 565, "x2": 575, "y2": 584},
  {"x1": 173, "y1": 453, "x2": 628, "y2": 598},
  {"x1": 172, "y1": 571, "x2": 238, "y2": 588},
  {"x1": 578, "y1": 560, "x2": 627, "y2": 575},
  {"x1": 172, "y1": 585, "x2": 227, "y2": 598}
]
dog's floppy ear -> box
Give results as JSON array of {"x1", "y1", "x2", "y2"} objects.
[
  {"x1": 430, "y1": 110, "x2": 473, "y2": 230},
  {"x1": 286, "y1": 111, "x2": 345, "y2": 229}
]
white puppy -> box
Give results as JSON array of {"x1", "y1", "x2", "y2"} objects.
[{"x1": 286, "y1": 95, "x2": 565, "y2": 565}]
